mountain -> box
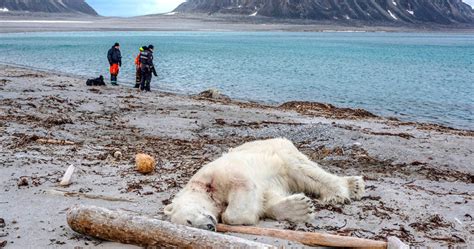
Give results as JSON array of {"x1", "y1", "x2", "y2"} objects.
[
  {"x1": 174, "y1": 0, "x2": 474, "y2": 25},
  {"x1": 0, "y1": 0, "x2": 98, "y2": 15}
]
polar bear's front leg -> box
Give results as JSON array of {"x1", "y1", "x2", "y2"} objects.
[
  {"x1": 221, "y1": 188, "x2": 263, "y2": 225},
  {"x1": 264, "y1": 193, "x2": 315, "y2": 223}
]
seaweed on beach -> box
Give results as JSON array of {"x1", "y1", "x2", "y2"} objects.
[
  {"x1": 214, "y1": 119, "x2": 304, "y2": 128},
  {"x1": 4, "y1": 73, "x2": 45, "y2": 78},
  {"x1": 394, "y1": 121, "x2": 474, "y2": 137},
  {"x1": 279, "y1": 101, "x2": 378, "y2": 119},
  {"x1": 43, "y1": 116, "x2": 73, "y2": 127},
  {"x1": 301, "y1": 145, "x2": 474, "y2": 184},
  {"x1": 409, "y1": 214, "x2": 453, "y2": 232}
]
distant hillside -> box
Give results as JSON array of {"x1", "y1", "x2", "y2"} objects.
[
  {"x1": 174, "y1": 0, "x2": 474, "y2": 25},
  {"x1": 0, "y1": 0, "x2": 98, "y2": 15}
]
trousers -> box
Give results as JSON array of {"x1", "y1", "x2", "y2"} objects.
[{"x1": 140, "y1": 71, "x2": 152, "y2": 91}]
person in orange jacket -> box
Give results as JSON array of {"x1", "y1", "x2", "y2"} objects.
[
  {"x1": 134, "y1": 46, "x2": 147, "y2": 88},
  {"x1": 107, "y1": 42, "x2": 122, "y2": 86}
]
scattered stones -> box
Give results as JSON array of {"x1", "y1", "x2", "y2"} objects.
[
  {"x1": 17, "y1": 177, "x2": 29, "y2": 187},
  {"x1": 0, "y1": 79, "x2": 11, "y2": 86},
  {"x1": 409, "y1": 214, "x2": 453, "y2": 232},
  {"x1": 135, "y1": 154, "x2": 156, "y2": 174}
]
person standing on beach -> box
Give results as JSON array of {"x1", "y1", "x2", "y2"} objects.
[
  {"x1": 139, "y1": 44, "x2": 157, "y2": 92},
  {"x1": 107, "y1": 42, "x2": 122, "y2": 86},
  {"x1": 134, "y1": 46, "x2": 146, "y2": 88}
]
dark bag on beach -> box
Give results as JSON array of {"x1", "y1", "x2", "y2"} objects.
[{"x1": 86, "y1": 75, "x2": 105, "y2": 86}]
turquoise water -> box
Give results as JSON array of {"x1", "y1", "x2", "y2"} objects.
[{"x1": 0, "y1": 32, "x2": 473, "y2": 130}]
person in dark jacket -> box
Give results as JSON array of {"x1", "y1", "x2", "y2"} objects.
[
  {"x1": 134, "y1": 46, "x2": 147, "y2": 88},
  {"x1": 107, "y1": 42, "x2": 122, "y2": 86},
  {"x1": 139, "y1": 44, "x2": 157, "y2": 92}
]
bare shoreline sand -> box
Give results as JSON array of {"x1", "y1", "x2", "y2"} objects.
[
  {"x1": 0, "y1": 64, "x2": 473, "y2": 248},
  {"x1": 1, "y1": 13, "x2": 473, "y2": 33}
]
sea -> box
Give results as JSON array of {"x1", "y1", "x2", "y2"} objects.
[{"x1": 0, "y1": 31, "x2": 472, "y2": 130}]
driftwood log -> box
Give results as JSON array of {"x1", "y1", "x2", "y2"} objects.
[
  {"x1": 217, "y1": 224, "x2": 388, "y2": 249},
  {"x1": 66, "y1": 205, "x2": 275, "y2": 248},
  {"x1": 48, "y1": 189, "x2": 133, "y2": 202},
  {"x1": 36, "y1": 138, "x2": 75, "y2": 145}
]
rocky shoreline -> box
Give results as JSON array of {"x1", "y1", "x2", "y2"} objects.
[{"x1": 0, "y1": 64, "x2": 473, "y2": 248}]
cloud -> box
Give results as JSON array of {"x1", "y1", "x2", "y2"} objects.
[{"x1": 86, "y1": 0, "x2": 185, "y2": 17}]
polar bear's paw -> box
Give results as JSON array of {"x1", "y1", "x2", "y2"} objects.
[
  {"x1": 320, "y1": 176, "x2": 365, "y2": 204},
  {"x1": 222, "y1": 211, "x2": 260, "y2": 226},
  {"x1": 267, "y1": 194, "x2": 315, "y2": 223},
  {"x1": 345, "y1": 176, "x2": 365, "y2": 201}
]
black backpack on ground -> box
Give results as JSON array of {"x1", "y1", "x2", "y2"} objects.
[{"x1": 86, "y1": 75, "x2": 105, "y2": 86}]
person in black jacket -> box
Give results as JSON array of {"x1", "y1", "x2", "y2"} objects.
[
  {"x1": 107, "y1": 42, "x2": 122, "y2": 86},
  {"x1": 139, "y1": 44, "x2": 157, "y2": 92}
]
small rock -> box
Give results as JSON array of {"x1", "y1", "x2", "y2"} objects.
[
  {"x1": 0, "y1": 218, "x2": 4, "y2": 228},
  {"x1": 0, "y1": 240, "x2": 7, "y2": 248},
  {"x1": 215, "y1": 119, "x2": 226, "y2": 125},
  {"x1": 197, "y1": 89, "x2": 231, "y2": 100},
  {"x1": 17, "y1": 177, "x2": 29, "y2": 187},
  {"x1": 113, "y1": 151, "x2": 122, "y2": 159},
  {"x1": 353, "y1": 142, "x2": 362, "y2": 147},
  {"x1": 199, "y1": 89, "x2": 220, "y2": 99}
]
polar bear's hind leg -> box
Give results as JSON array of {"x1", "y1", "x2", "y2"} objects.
[
  {"x1": 289, "y1": 160, "x2": 365, "y2": 204},
  {"x1": 277, "y1": 144, "x2": 365, "y2": 204}
]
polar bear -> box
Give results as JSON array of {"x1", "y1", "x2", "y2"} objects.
[{"x1": 164, "y1": 138, "x2": 365, "y2": 231}]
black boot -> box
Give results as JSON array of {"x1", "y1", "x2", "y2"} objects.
[{"x1": 111, "y1": 74, "x2": 118, "y2": 86}]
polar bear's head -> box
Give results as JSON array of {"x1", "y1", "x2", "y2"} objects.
[{"x1": 164, "y1": 190, "x2": 219, "y2": 231}]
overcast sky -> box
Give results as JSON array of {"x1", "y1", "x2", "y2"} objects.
[{"x1": 86, "y1": 0, "x2": 474, "y2": 17}]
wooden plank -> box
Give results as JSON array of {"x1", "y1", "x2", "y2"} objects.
[{"x1": 217, "y1": 224, "x2": 388, "y2": 249}]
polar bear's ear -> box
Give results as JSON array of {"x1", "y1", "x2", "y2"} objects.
[{"x1": 164, "y1": 204, "x2": 174, "y2": 216}]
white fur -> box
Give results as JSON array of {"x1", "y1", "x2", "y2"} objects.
[{"x1": 164, "y1": 138, "x2": 365, "y2": 230}]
